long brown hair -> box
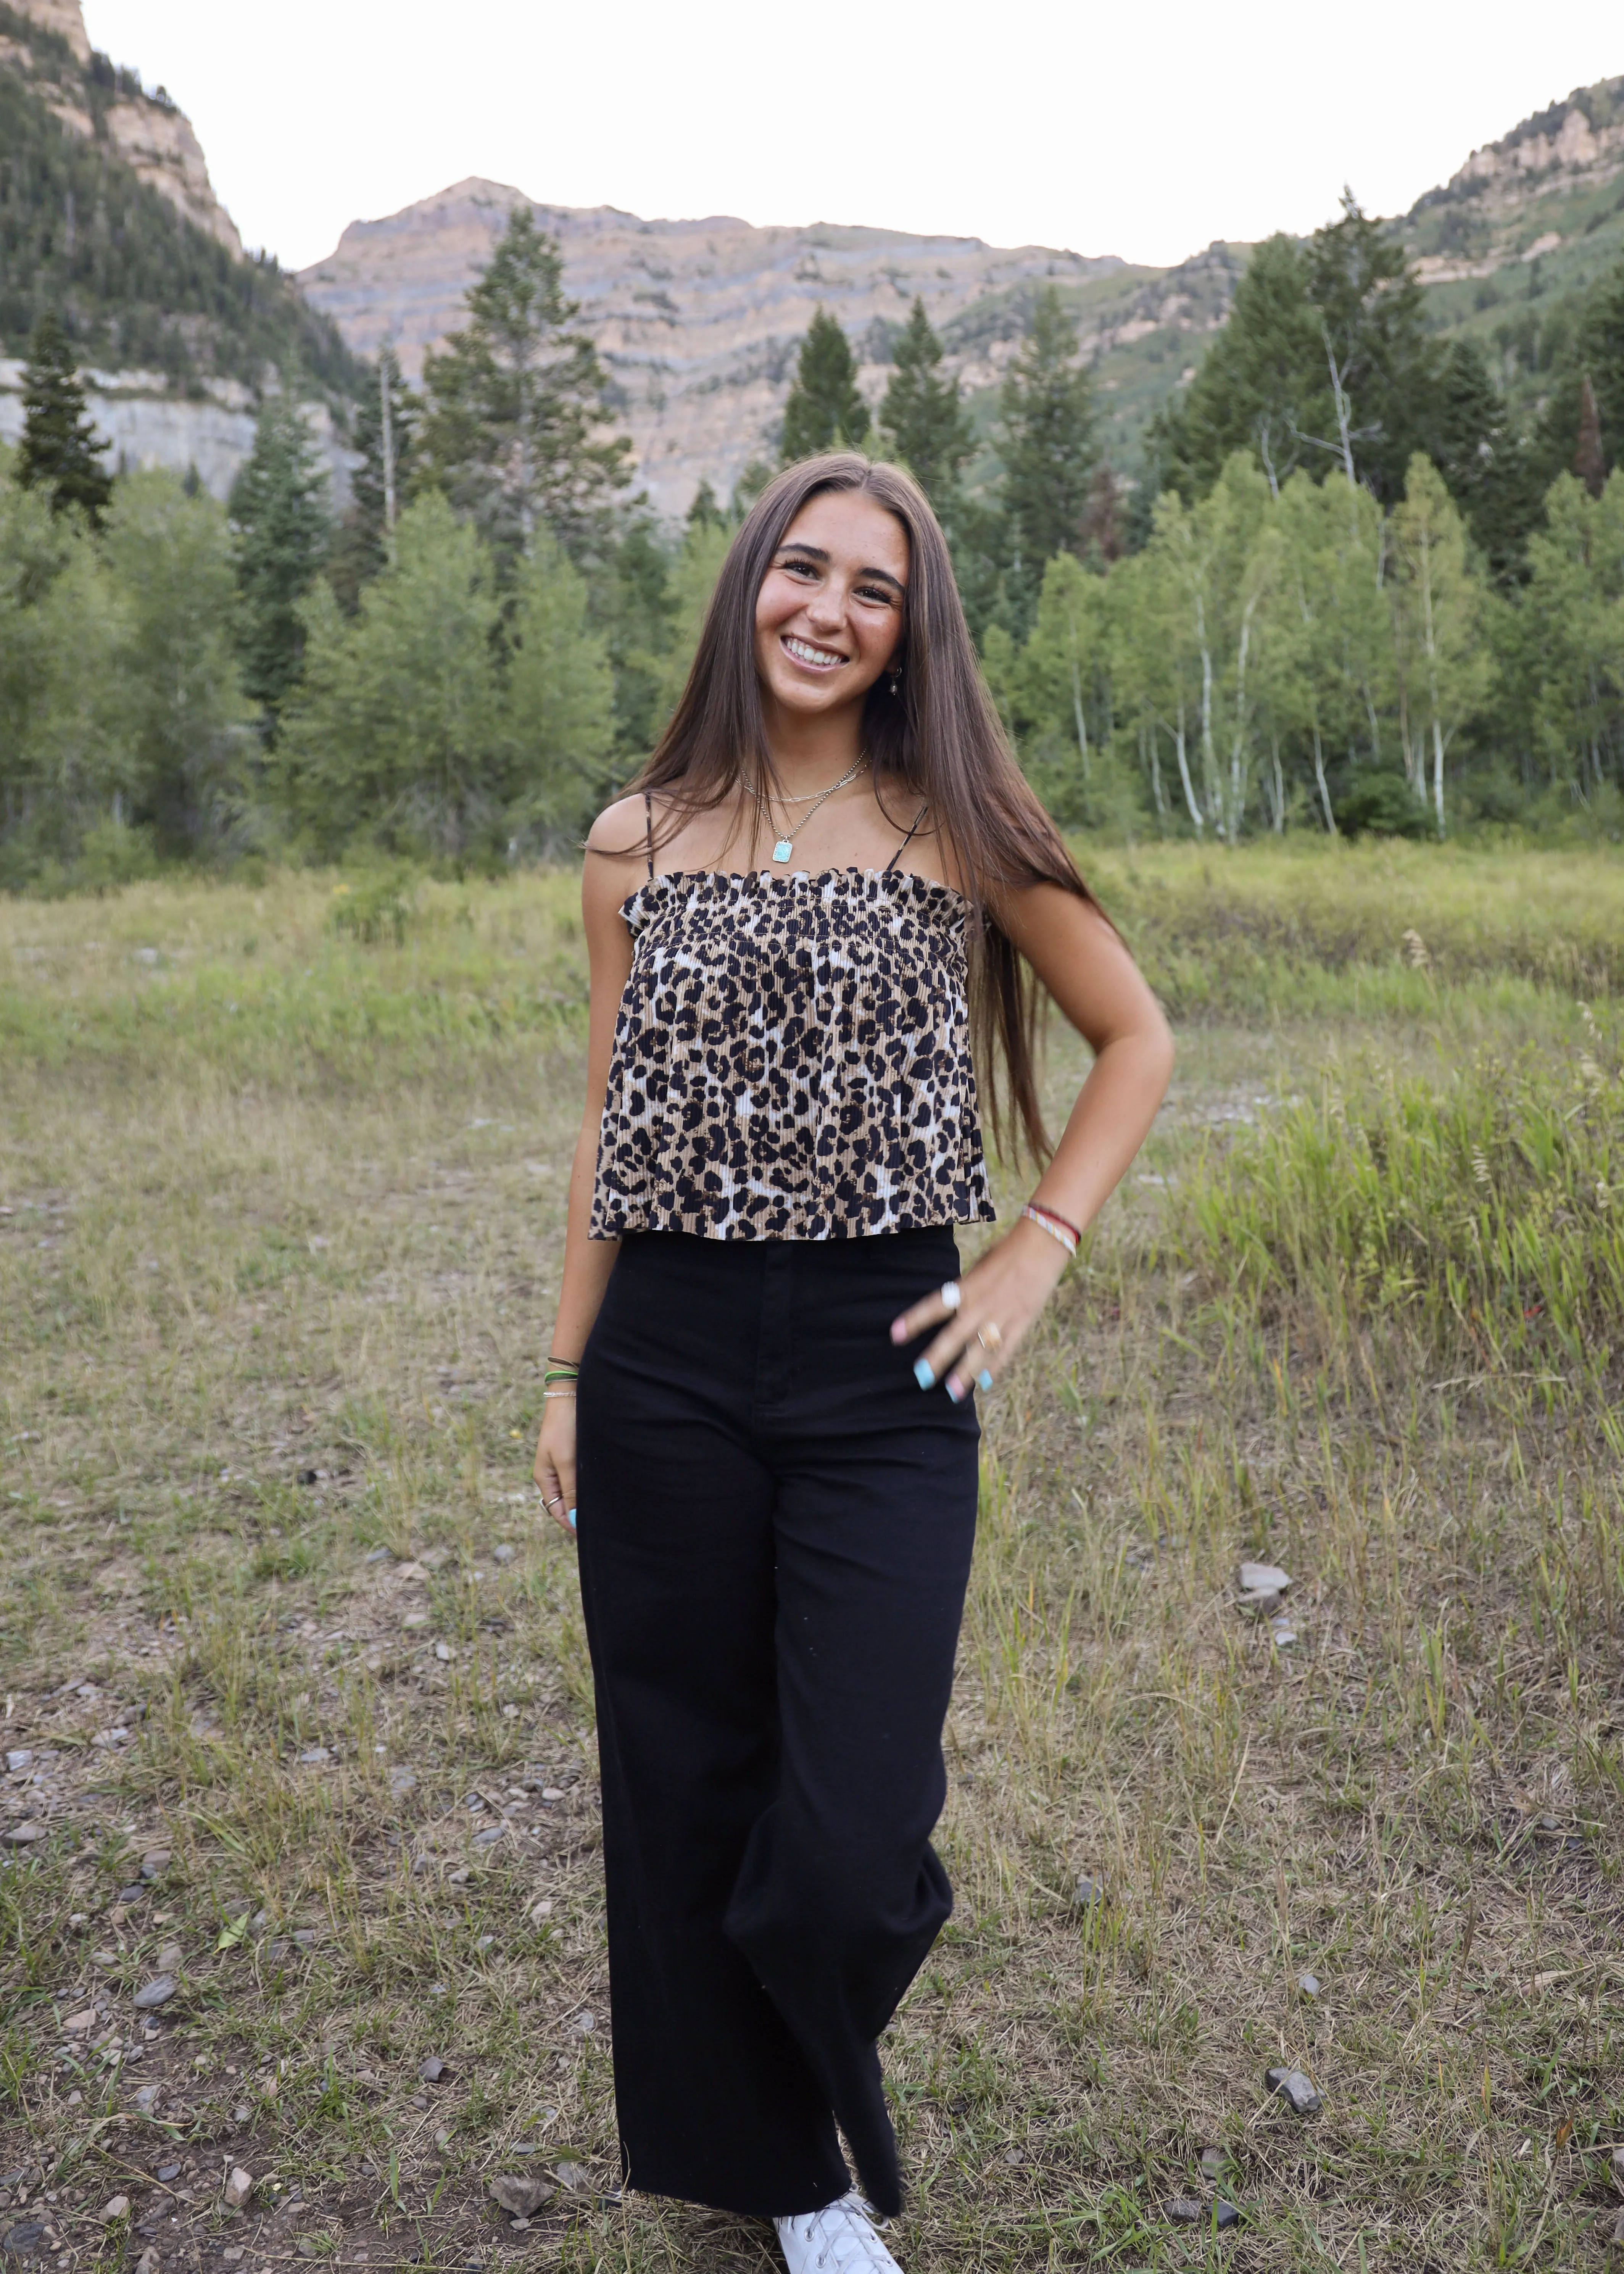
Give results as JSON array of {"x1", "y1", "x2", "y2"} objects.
[{"x1": 627, "y1": 451, "x2": 1096, "y2": 1161}]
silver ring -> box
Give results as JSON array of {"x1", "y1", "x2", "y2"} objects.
[
  {"x1": 541, "y1": 1491, "x2": 564, "y2": 1508},
  {"x1": 940, "y1": 1281, "x2": 961, "y2": 1312}
]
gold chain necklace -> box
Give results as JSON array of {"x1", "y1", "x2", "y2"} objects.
[{"x1": 745, "y1": 755, "x2": 869, "y2": 866}]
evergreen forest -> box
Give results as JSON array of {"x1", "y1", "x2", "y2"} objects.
[
  {"x1": 4, "y1": 187, "x2": 1624, "y2": 890},
  {"x1": 0, "y1": 3, "x2": 360, "y2": 394}
]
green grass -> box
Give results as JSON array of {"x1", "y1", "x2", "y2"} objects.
[{"x1": 1, "y1": 843, "x2": 1622, "y2": 2270}]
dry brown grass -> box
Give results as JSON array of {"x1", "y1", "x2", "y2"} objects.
[{"x1": 1, "y1": 853, "x2": 1621, "y2": 2272}]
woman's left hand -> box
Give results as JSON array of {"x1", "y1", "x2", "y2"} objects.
[{"x1": 889, "y1": 1217, "x2": 1071, "y2": 1402}]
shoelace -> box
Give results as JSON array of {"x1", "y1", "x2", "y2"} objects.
[{"x1": 805, "y1": 2198, "x2": 891, "y2": 2272}]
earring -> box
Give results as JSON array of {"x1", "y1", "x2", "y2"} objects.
[{"x1": 888, "y1": 669, "x2": 902, "y2": 697}]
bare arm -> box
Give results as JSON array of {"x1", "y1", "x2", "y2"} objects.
[
  {"x1": 892, "y1": 883, "x2": 1174, "y2": 1397},
  {"x1": 532, "y1": 799, "x2": 645, "y2": 1534}
]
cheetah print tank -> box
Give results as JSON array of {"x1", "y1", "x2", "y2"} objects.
[{"x1": 590, "y1": 866, "x2": 995, "y2": 1241}]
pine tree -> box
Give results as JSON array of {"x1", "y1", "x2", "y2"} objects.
[
  {"x1": 686, "y1": 478, "x2": 725, "y2": 531},
  {"x1": 780, "y1": 309, "x2": 869, "y2": 463},
  {"x1": 878, "y1": 298, "x2": 970, "y2": 508},
  {"x1": 417, "y1": 207, "x2": 630, "y2": 560},
  {"x1": 15, "y1": 311, "x2": 113, "y2": 527},
  {"x1": 228, "y1": 397, "x2": 333, "y2": 723},
  {"x1": 997, "y1": 288, "x2": 1099, "y2": 626}
]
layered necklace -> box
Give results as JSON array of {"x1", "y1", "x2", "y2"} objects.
[{"x1": 745, "y1": 754, "x2": 870, "y2": 866}]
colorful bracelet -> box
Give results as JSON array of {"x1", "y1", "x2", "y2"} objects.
[
  {"x1": 543, "y1": 1362, "x2": 581, "y2": 1388},
  {"x1": 1020, "y1": 1202, "x2": 1078, "y2": 1258}
]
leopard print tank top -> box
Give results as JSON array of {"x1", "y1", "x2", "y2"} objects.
[{"x1": 590, "y1": 843, "x2": 995, "y2": 1243}]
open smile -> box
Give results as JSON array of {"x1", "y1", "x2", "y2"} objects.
[{"x1": 781, "y1": 634, "x2": 848, "y2": 671}]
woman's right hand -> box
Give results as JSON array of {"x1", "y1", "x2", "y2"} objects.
[{"x1": 534, "y1": 1397, "x2": 578, "y2": 1539}]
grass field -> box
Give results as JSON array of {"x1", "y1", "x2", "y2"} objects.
[{"x1": 2, "y1": 841, "x2": 1622, "y2": 2272}]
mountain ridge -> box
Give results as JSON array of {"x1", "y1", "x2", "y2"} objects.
[{"x1": 296, "y1": 76, "x2": 1624, "y2": 516}]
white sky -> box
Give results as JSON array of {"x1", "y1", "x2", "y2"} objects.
[{"x1": 81, "y1": 0, "x2": 1623, "y2": 276}]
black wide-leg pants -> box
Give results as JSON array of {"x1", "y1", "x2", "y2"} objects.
[{"x1": 575, "y1": 1228, "x2": 980, "y2": 2220}]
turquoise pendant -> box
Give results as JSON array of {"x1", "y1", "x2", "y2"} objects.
[{"x1": 773, "y1": 837, "x2": 793, "y2": 863}]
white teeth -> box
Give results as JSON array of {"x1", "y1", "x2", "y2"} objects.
[{"x1": 785, "y1": 636, "x2": 844, "y2": 667}]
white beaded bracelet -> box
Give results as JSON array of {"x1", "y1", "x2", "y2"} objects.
[{"x1": 1019, "y1": 1203, "x2": 1078, "y2": 1258}]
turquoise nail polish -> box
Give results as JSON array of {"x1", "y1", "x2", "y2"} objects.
[
  {"x1": 567, "y1": 1509, "x2": 577, "y2": 1530},
  {"x1": 977, "y1": 1369, "x2": 994, "y2": 1392},
  {"x1": 913, "y1": 1357, "x2": 934, "y2": 1389}
]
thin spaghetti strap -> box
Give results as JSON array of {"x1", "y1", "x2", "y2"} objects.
[
  {"x1": 644, "y1": 791, "x2": 654, "y2": 880},
  {"x1": 882, "y1": 801, "x2": 930, "y2": 876}
]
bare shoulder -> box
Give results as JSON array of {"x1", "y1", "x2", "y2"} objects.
[
  {"x1": 581, "y1": 793, "x2": 652, "y2": 933},
  {"x1": 586, "y1": 793, "x2": 652, "y2": 862}
]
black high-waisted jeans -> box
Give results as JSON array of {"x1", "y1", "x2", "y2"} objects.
[{"x1": 575, "y1": 1228, "x2": 980, "y2": 2219}]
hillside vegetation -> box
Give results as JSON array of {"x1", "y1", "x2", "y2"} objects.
[{"x1": 0, "y1": 2, "x2": 359, "y2": 398}]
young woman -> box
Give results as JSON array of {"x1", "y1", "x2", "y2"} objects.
[{"x1": 533, "y1": 453, "x2": 1173, "y2": 2272}]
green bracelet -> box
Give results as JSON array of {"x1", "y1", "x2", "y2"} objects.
[{"x1": 543, "y1": 1363, "x2": 581, "y2": 1387}]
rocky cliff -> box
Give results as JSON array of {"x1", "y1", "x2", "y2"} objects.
[
  {"x1": 5, "y1": 0, "x2": 240, "y2": 253},
  {"x1": 298, "y1": 182, "x2": 1223, "y2": 516},
  {"x1": 1405, "y1": 77, "x2": 1624, "y2": 285}
]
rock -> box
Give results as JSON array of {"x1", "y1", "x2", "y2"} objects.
[
  {"x1": 1271, "y1": 1622, "x2": 1299, "y2": 1647},
  {"x1": 474, "y1": 1934, "x2": 495, "y2": 1953},
  {"x1": 2, "y1": 1824, "x2": 44, "y2": 1846},
  {"x1": 60, "y1": 2008, "x2": 97, "y2": 2036},
  {"x1": 1297, "y1": 1971, "x2": 1322, "y2": 1998},
  {"x1": 139, "y1": 1852, "x2": 171, "y2": 1879},
  {"x1": 222, "y1": 2166, "x2": 253, "y2": 2209},
  {"x1": 156, "y1": 2164, "x2": 181, "y2": 2181},
  {"x1": 1, "y1": 2222, "x2": 48, "y2": 2255},
  {"x1": 1266, "y1": 2064, "x2": 1322, "y2": 2115},
  {"x1": 135, "y1": 2251, "x2": 161, "y2": 2274},
  {"x1": 571, "y1": 2011, "x2": 595, "y2": 2035},
  {"x1": 417, "y1": 2056, "x2": 445, "y2": 2082},
  {"x1": 116, "y1": 1884, "x2": 145, "y2": 1903},
  {"x1": 98, "y1": 2197, "x2": 130, "y2": 2222},
  {"x1": 402, "y1": 1613, "x2": 429, "y2": 1631},
  {"x1": 1199, "y1": 2146, "x2": 1228, "y2": 2179},
  {"x1": 130, "y1": 2085, "x2": 161, "y2": 2115},
  {"x1": 132, "y1": 1975, "x2": 176, "y2": 2010},
  {"x1": 493, "y1": 1544, "x2": 516, "y2": 1563},
  {"x1": 1002, "y1": 2147, "x2": 1025, "y2": 2166},
  {"x1": 5, "y1": 1752, "x2": 31, "y2": 1772},
  {"x1": 488, "y1": 2176, "x2": 552, "y2": 2217},
  {"x1": 1073, "y1": 1876, "x2": 1105, "y2": 1911},
  {"x1": 388, "y1": 1769, "x2": 417, "y2": 1797},
  {"x1": 298, "y1": 1470, "x2": 318, "y2": 1487},
  {"x1": 1610, "y1": 2144, "x2": 1624, "y2": 2185},
  {"x1": 1610, "y1": 2206, "x2": 1624, "y2": 2250},
  {"x1": 232, "y1": 2104, "x2": 251, "y2": 2126},
  {"x1": 435, "y1": 1642, "x2": 454, "y2": 1663},
  {"x1": 155, "y1": 1943, "x2": 184, "y2": 1975},
  {"x1": 472, "y1": 1828, "x2": 502, "y2": 1847},
  {"x1": 1163, "y1": 2197, "x2": 1202, "y2": 2223},
  {"x1": 1215, "y1": 2201, "x2": 1242, "y2": 2230},
  {"x1": 297, "y1": 1748, "x2": 330, "y2": 1765},
  {"x1": 554, "y1": 2160, "x2": 587, "y2": 2189},
  {"x1": 1238, "y1": 1562, "x2": 1291, "y2": 1595}
]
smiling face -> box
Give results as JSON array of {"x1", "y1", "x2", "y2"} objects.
[{"x1": 752, "y1": 488, "x2": 910, "y2": 728}]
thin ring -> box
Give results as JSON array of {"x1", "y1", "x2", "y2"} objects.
[
  {"x1": 940, "y1": 1281, "x2": 961, "y2": 1312},
  {"x1": 977, "y1": 1323, "x2": 1003, "y2": 1354},
  {"x1": 539, "y1": 1489, "x2": 564, "y2": 1507}
]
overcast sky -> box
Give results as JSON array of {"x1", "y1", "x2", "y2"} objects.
[{"x1": 81, "y1": 0, "x2": 1622, "y2": 276}]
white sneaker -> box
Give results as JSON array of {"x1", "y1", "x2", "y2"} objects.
[{"x1": 774, "y1": 2190, "x2": 902, "y2": 2274}]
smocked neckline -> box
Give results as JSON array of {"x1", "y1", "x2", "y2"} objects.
[{"x1": 620, "y1": 867, "x2": 967, "y2": 924}]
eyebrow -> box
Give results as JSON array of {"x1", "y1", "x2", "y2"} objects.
[{"x1": 776, "y1": 542, "x2": 905, "y2": 594}]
